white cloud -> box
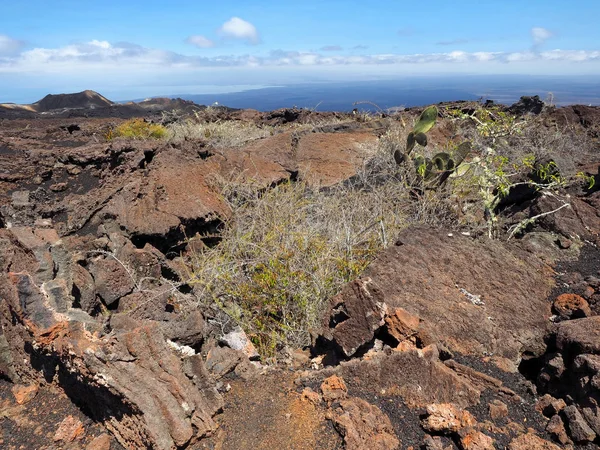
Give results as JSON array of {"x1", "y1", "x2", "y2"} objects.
[
  {"x1": 187, "y1": 35, "x2": 215, "y2": 48},
  {"x1": 218, "y1": 17, "x2": 259, "y2": 44},
  {"x1": 531, "y1": 27, "x2": 553, "y2": 45},
  {"x1": 0, "y1": 34, "x2": 24, "y2": 55}
]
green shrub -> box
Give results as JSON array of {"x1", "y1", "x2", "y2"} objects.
[{"x1": 106, "y1": 118, "x2": 167, "y2": 140}]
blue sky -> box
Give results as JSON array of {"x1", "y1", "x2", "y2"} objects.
[{"x1": 1, "y1": 0, "x2": 599, "y2": 102}]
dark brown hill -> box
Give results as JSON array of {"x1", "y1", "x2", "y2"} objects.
[{"x1": 32, "y1": 89, "x2": 113, "y2": 112}]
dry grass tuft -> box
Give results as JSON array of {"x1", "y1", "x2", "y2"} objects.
[{"x1": 167, "y1": 119, "x2": 276, "y2": 147}]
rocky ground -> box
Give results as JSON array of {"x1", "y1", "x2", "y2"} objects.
[{"x1": 1, "y1": 94, "x2": 600, "y2": 449}]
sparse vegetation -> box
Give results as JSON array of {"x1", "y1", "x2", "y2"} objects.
[
  {"x1": 167, "y1": 116, "x2": 275, "y2": 147},
  {"x1": 173, "y1": 101, "x2": 597, "y2": 358},
  {"x1": 185, "y1": 172, "x2": 411, "y2": 357},
  {"x1": 106, "y1": 118, "x2": 167, "y2": 140}
]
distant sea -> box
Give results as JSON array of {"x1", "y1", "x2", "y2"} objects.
[{"x1": 155, "y1": 75, "x2": 600, "y2": 112}]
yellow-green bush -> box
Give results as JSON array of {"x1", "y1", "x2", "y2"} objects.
[{"x1": 106, "y1": 118, "x2": 167, "y2": 140}]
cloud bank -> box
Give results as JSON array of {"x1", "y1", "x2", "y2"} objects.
[{"x1": 2, "y1": 39, "x2": 597, "y2": 73}]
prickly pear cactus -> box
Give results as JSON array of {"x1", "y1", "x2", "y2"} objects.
[
  {"x1": 395, "y1": 105, "x2": 471, "y2": 187},
  {"x1": 406, "y1": 105, "x2": 438, "y2": 155}
]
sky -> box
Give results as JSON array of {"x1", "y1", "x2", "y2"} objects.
[{"x1": 0, "y1": 0, "x2": 599, "y2": 103}]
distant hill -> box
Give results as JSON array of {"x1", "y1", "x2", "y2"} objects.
[
  {"x1": 33, "y1": 90, "x2": 113, "y2": 112},
  {"x1": 0, "y1": 91, "x2": 207, "y2": 118},
  {"x1": 0, "y1": 90, "x2": 113, "y2": 113}
]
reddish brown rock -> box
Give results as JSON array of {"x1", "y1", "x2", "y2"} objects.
[
  {"x1": 319, "y1": 347, "x2": 480, "y2": 409},
  {"x1": 384, "y1": 307, "x2": 421, "y2": 344},
  {"x1": 301, "y1": 387, "x2": 322, "y2": 405},
  {"x1": 205, "y1": 346, "x2": 245, "y2": 379},
  {"x1": 241, "y1": 130, "x2": 296, "y2": 171},
  {"x1": 296, "y1": 132, "x2": 377, "y2": 187},
  {"x1": 53, "y1": 415, "x2": 84, "y2": 442},
  {"x1": 216, "y1": 149, "x2": 291, "y2": 187},
  {"x1": 564, "y1": 405, "x2": 596, "y2": 443},
  {"x1": 332, "y1": 397, "x2": 399, "y2": 450},
  {"x1": 507, "y1": 432, "x2": 562, "y2": 450},
  {"x1": 49, "y1": 182, "x2": 68, "y2": 192},
  {"x1": 553, "y1": 293, "x2": 591, "y2": 320},
  {"x1": 323, "y1": 277, "x2": 388, "y2": 357},
  {"x1": 86, "y1": 433, "x2": 112, "y2": 450},
  {"x1": 321, "y1": 375, "x2": 348, "y2": 403},
  {"x1": 535, "y1": 394, "x2": 566, "y2": 417},
  {"x1": 422, "y1": 403, "x2": 476, "y2": 434},
  {"x1": 104, "y1": 149, "x2": 230, "y2": 242},
  {"x1": 88, "y1": 256, "x2": 135, "y2": 307},
  {"x1": 457, "y1": 427, "x2": 494, "y2": 450},
  {"x1": 556, "y1": 316, "x2": 600, "y2": 354},
  {"x1": 532, "y1": 194, "x2": 600, "y2": 241},
  {"x1": 488, "y1": 399, "x2": 508, "y2": 420},
  {"x1": 322, "y1": 226, "x2": 555, "y2": 361},
  {"x1": 546, "y1": 414, "x2": 571, "y2": 446},
  {"x1": 11, "y1": 383, "x2": 38, "y2": 404},
  {"x1": 72, "y1": 264, "x2": 99, "y2": 314}
]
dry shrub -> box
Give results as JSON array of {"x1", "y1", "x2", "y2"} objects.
[
  {"x1": 167, "y1": 117, "x2": 275, "y2": 148},
  {"x1": 186, "y1": 168, "x2": 411, "y2": 357}
]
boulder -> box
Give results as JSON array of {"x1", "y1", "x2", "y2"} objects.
[
  {"x1": 507, "y1": 95, "x2": 544, "y2": 115},
  {"x1": 103, "y1": 149, "x2": 229, "y2": 248},
  {"x1": 556, "y1": 316, "x2": 600, "y2": 355},
  {"x1": 88, "y1": 256, "x2": 135, "y2": 307},
  {"x1": 552, "y1": 293, "x2": 591, "y2": 320},
  {"x1": 563, "y1": 405, "x2": 596, "y2": 443},
  {"x1": 546, "y1": 414, "x2": 571, "y2": 445},
  {"x1": 296, "y1": 132, "x2": 377, "y2": 187},
  {"x1": 321, "y1": 226, "x2": 555, "y2": 361},
  {"x1": 331, "y1": 397, "x2": 400, "y2": 450}
]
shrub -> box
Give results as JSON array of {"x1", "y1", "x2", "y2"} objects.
[
  {"x1": 185, "y1": 172, "x2": 411, "y2": 358},
  {"x1": 106, "y1": 118, "x2": 167, "y2": 140}
]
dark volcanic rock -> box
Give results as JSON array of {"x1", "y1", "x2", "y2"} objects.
[
  {"x1": 563, "y1": 405, "x2": 596, "y2": 443},
  {"x1": 555, "y1": 316, "x2": 600, "y2": 355},
  {"x1": 507, "y1": 95, "x2": 545, "y2": 115}
]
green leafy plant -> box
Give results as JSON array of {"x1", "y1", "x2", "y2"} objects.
[{"x1": 396, "y1": 105, "x2": 471, "y2": 187}]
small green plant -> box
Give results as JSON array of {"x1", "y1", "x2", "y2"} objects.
[
  {"x1": 106, "y1": 118, "x2": 167, "y2": 140},
  {"x1": 469, "y1": 149, "x2": 567, "y2": 237},
  {"x1": 395, "y1": 105, "x2": 471, "y2": 187}
]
